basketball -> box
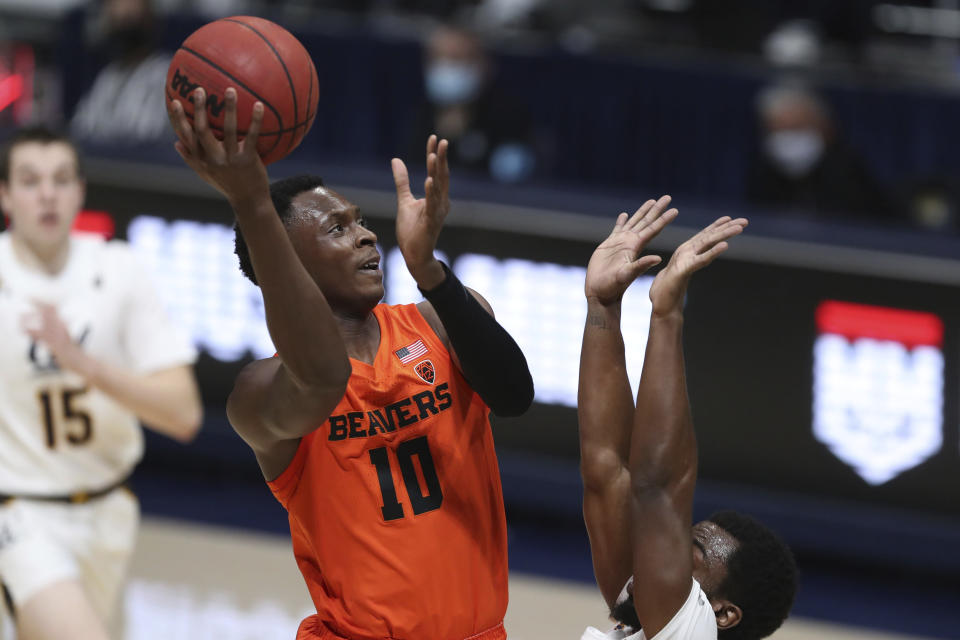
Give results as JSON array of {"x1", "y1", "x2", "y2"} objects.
[{"x1": 165, "y1": 16, "x2": 319, "y2": 165}]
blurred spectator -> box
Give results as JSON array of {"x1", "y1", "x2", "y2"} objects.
[
  {"x1": 763, "y1": 19, "x2": 822, "y2": 68},
  {"x1": 70, "y1": 0, "x2": 170, "y2": 145},
  {"x1": 746, "y1": 82, "x2": 892, "y2": 220},
  {"x1": 903, "y1": 176, "x2": 960, "y2": 233},
  {"x1": 410, "y1": 24, "x2": 538, "y2": 183}
]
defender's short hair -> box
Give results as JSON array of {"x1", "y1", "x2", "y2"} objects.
[
  {"x1": 234, "y1": 174, "x2": 325, "y2": 286},
  {"x1": 1, "y1": 127, "x2": 83, "y2": 182},
  {"x1": 710, "y1": 510, "x2": 797, "y2": 640}
]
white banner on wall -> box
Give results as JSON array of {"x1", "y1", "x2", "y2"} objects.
[{"x1": 128, "y1": 215, "x2": 653, "y2": 408}]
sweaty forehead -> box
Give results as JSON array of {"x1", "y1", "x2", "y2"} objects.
[
  {"x1": 290, "y1": 187, "x2": 355, "y2": 220},
  {"x1": 694, "y1": 521, "x2": 739, "y2": 562}
]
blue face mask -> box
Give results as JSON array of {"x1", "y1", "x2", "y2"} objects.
[{"x1": 425, "y1": 61, "x2": 482, "y2": 105}]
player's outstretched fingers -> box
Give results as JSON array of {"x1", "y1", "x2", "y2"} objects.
[
  {"x1": 625, "y1": 200, "x2": 657, "y2": 229},
  {"x1": 391, "y1": 158, "x2": 413, "y2": 201},
  {"x1": 627, "y1": 254, "x2": 663, "y2": 279},
  {"x1": 192, "y1": 88, "x2": 220, "y2": 158},
  {"x1": 691, "y1": 218, "x2": 747, "y2": 266},
  {"x1": 638, "y1": 207, "x2": 678, "y2": 242},
  {"x1": 703, "y1": 216, "x2": 733, "y2": 233},
  {"x1": 713, "y1": 215, "x2": 733, "y2": 224},
  {"x1": 647, "y1": 194, "x2": 673, "y2": 220},
  {"x1": 436, "y1": 138, "x2": 450, "y2": 194},
  {"x1": 426, "y1": 134, "x2": 437, "y2": 162},
  {"x1": 719, "y1": 219, "x2": 748, "y2": 242},
  {"x1": 245, "y1": 102, "x2": 264, "y2": 155},
  {"x1": 167, "y1": 100, "x2": 197, "y2": 155},
  {"x1": 173, "y1": 141, "x2": 195, "y2": 166},
  {"x1": 612, "y1": 211, "x2": 630, "y2": 232},
  {"x1": 687, "y1": 217, "x2": 736, "y2": 252},
  {"x1": 426, "y1": 153, "x2": 444, "y2": 209},
  {"x1": 695, "y1": 241, "x2": 730, "y2": 267},
  {"x1": 223, "y1": 88, "x2": 239, "y2": 156},
  {"x1": 702, "y1": 218, "x2": 747, "y2": 248},
  {"x1": 424, "y1": 176, "x2": 436, "y2": 209},
  {"x1": 628, "y1": 195, "x2": 671, "y2": 231}
]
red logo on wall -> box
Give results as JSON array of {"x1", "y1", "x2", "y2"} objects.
[{"x1": 813, "y1": 300, "x2": 944, "y2": 485}]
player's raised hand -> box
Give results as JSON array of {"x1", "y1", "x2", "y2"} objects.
[
  {"x1": 167, "y1": 87, "x2": 270, "y2": 207},
  {"x1": 649, "y1": 216, "x2": 748, "y2": 316},
  {"x1": 21, "y1": 302, "x2": 86, "y2": 374},
  {"x1": 391, "y1": 135, "x2": 450, "y2": 288},
  {"x1": 584, "y1": 196, "x2": 678, "y2": 306}
]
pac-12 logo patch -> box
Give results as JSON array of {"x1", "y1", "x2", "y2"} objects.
[{"x1": 414, "y1": 360, "x2": 435, "y2": 384}]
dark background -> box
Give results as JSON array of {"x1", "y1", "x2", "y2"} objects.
[{"x1": 86, "y1": 173, "x2": 960, "y2": 520}]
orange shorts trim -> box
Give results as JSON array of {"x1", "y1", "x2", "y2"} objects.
[{"x1": 296, "y1": 616, "x2": 506, "y2": 640}]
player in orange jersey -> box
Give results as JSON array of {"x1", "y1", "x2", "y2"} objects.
[{"x1": 168, "y1": 88, "x2": 533, "y2": 640}]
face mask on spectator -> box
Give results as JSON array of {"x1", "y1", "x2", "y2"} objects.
[
  {"x1": 425, "y1": 61, "x2": 483, "y2": 106},
  {"x1": 765, "y1": 129, "x2": 825, "y2": 177}
]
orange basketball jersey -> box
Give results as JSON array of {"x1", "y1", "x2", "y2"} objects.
[{"x1": 268, "y1": 303, "x2": 509, "y2": 640}]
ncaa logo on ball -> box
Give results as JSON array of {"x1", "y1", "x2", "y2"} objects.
[{"x1": 414, "y1": 360, "x2": 435, "y2": 385}]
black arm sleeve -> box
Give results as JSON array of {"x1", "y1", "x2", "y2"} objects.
[{"x1": 419, "y1": 262, "x2": 534, "y2": 417}]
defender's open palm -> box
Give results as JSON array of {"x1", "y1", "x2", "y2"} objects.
[
  {"x1": 167, "y1": 87, "x2": 270, "y2": 207},
  {"x1": 21, "y1": 302, "x2": 83, "y2": 373},
  {"x1": 392, "y1": 135, "x2": 450, "y2": 277},
  {"x1": 650, "y1": 216, "x2": 748, "y2": 315},
  {"x1": 584, "y1": 196, "x2": 678, "y2": 306}
]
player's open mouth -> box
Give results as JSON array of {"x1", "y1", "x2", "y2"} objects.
[{"x1": 359, "y1": 260, "x2": 380, "y2": 272}]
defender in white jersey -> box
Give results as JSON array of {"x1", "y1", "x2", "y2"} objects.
[
  {"x1": 0, "y1": 127, "x2": 201, "y2": 640},
  {"x1": 578, "y1": 200, "x2": 797, "y2": 640}
]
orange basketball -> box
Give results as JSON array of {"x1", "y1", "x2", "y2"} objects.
[{"x1": 165, "y1": 16, "x2": 319, "y2": 165}]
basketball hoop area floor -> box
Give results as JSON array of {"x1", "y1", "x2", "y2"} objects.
[{"x1": 120, "y1": 517, "x2": 943, "y2": 640}]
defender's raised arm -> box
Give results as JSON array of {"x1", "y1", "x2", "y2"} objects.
[
  {"x1": 578, "y1": 197, "x2": 678, "y2": 606},
  {"x1": 628, "y1": 217, "x2": 748, "y2": 637}
]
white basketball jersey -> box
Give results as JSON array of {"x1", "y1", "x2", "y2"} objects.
[
  {"x1": 581, "y1": 579, "x2": 717, "y2": 640},
  {"x1": 0, "y1": 232, "x2": 197, "y2": 495}
]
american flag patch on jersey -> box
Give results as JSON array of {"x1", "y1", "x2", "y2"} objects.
[{"x1": 395, "y1": 339, "x2": 428, "y2": 364}]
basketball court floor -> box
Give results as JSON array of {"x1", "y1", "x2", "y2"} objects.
[{"x1": 122, "y1": 517, "x2": 938, "y2": 640}]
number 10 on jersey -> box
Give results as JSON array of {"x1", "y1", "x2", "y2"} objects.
[{"x1": 369, "y1": 435, "x2": 443, "y2": 521}]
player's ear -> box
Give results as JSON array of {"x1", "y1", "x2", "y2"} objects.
[{"x1": 713, "y1": 599, "x2": 742, "y2": 630}]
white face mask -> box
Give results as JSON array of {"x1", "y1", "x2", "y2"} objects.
[
  {"x1": 765, "y1": 129, "x2": 825, "y2": 177},
  {"x1": 425, "y1": 61, "x2": 482, "y2": 106}
]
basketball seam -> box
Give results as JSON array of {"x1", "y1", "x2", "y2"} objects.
[
  {"x1": 306, "y1": 59, "x2": 315, "y2": 132},
  {"x1": 222, "y1": 18, "x2": 301, "y2": 155},
  {"x1": 177, "y1": 46, "x2": 283, "y2": 156}
]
